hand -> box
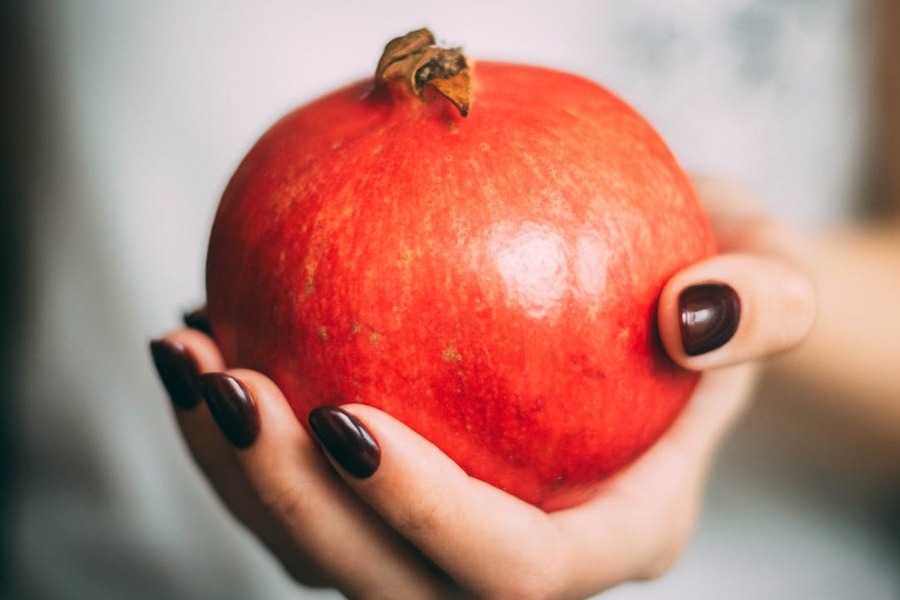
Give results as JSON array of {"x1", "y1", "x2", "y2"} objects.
[{"x1": 150, "y1": 176, "x2": 816, "y2": 599}]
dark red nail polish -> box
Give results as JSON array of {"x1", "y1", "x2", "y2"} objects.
[
  {"x1": 182, "y1": 305, "x2": 212, "y2": 336},
  {"x1": 197, "y1": 373, "x2": 260, "y2": 449},
  {"x1": 308, "y1": 406, "x2": 381, "y2": 478},
  {"x1": 149, "y1": 339, "x2": 202, "y2": 409},
  {"x1": 679, "y1": 283, "x2": 741, "y2": 357}
]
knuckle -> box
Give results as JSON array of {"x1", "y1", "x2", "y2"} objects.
[
  {"x1": 767, "y1": 268, "x2": 818, "y2": 352},
  {"x1": 392, "y1": 485, "x2": 452, "y2": 536},
  {"x1": 247, "y1": 438, "x2": 322, "y2": 527},
  {"x1": 479, "y1": 553, "x2": 565, "y2": 600},
  {"x1": 257, "y1": 476, "x2": 312, "y2": 526},
  {"x1": 786, "y1": 275, "x2": 818, "y2": 331}
]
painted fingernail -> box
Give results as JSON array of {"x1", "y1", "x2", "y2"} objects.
[
  {"x1": 149, "y1": 339, "x2": 202, "y2": 409},
  {"x1": 308, "y1": 406, "x2": 381, "y2": 478},
  {"x1": 679, "y1": 283, "x2": 741, "y2": 356},
  {"x1": 197, "y1": 373, "x2": 260, "y2": 449},
  {"x1": 182, "y1": 305, "x2": 212, "y2": 336}
]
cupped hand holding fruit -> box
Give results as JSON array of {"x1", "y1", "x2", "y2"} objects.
[
  {"x1": 151, "y1": 176, "x2": 814, "y2": 599},
  {"x1": 150, "y1": 30, "x2": 816, "y2": 599}
]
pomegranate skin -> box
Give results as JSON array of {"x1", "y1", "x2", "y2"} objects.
[{"x1": 207, "y1": 62, "x2": 717, "y2": 511}]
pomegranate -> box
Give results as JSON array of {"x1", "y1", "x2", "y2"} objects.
[{"x1": 206, "y1": 29, "x2": 716, "y2": 510}]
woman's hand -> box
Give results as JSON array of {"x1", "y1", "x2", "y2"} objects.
[{"x1": 150, "y1": 176, "x2": 816, "y2": 599}]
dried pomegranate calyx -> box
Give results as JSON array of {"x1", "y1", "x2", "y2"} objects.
[{"x1": 375, "y1": 28, "x2": 471, "y2": 117}]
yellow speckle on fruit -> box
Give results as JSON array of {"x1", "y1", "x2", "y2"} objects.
[
  {"x1": 400, "y1": 247, "x2": 414, "y2": 267},
  {"x1": 304, "y1": 280, "x2": 315, "y2": 295},
  {"x1": 350, "y1": 322, "x2": 362, "y2": 334},
  {"x1": 317, "y1": 326, "x2": 329, "y2": 341},
  {"x1": 442, "y1": 346, "x2": 462, "y2": 362},
  {"x1": 369, "y1": 332, "x2": 382, "y2": 344}
]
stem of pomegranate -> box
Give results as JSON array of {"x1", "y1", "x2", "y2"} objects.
[{"x1": 374, "y1": 28, "x2": 471, "y2": 117}]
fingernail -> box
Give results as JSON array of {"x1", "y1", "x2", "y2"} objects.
[
  {"x1": 182, "y1": 305, "x2": 212, "y2": 336},
  {"x1": 197, "y1": 373, "x2": 260, "y2": 449},
  {"x1": 308, "y1": 406, "x2": 381, "y2": 478},
  {"x1": 149, "y1": 339, "x2": 202, "y2": 409},
  {"x1": 679, "y1": 283, "x2": 741, "y2": 356}
]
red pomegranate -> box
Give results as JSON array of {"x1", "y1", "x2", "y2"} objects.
[{"x1": 206, "y1": 29, "x2": 716, "y2": 510}]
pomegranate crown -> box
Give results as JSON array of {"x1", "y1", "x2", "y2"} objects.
[{"x1": 375, "y1": 28, "x2": 471, "y2": 117}]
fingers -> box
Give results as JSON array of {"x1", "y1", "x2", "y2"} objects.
[
  {"x1": 153, "y1": 283, "x2": 757, "y2": 600},
  {"x1": 202, "y1": 369, "x2": 456, "y2": 598},
  {"x1": 311, "y1": 367, "x2": 755, "y2": 600},
  {"x1": 151, "y1": 334, "x2": 729, "y2": 600},
  {"x1": 151, "y1": 331, "x2": 455, "y2": 598},
  {"x1": 149, "y1": 330, "x2": 298, "y2": 575},
  {"x1": 309, "y1": 403, "x2": 580, "y2": 600},
  {"x1": 658, "y1": 177, "x2": 817, "y2": 369},
  {"x1": 151, "y1": 330, "x2": 338, "y2": 587}
]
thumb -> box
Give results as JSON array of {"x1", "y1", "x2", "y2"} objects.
[{"x1": 658, "y1": 252, "x2": 817, "y2": 370}]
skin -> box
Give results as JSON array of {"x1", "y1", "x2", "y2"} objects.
[
  {"x1": 768, "y1": 0, "x2": 900, "y2": 452},
  {"x1": 155, "y1": 176, "x2": 817, "y2": 599}
]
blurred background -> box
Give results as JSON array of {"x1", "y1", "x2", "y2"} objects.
[{"x1": 1, "y1": 0, "x2": 898, "y2": 598}]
